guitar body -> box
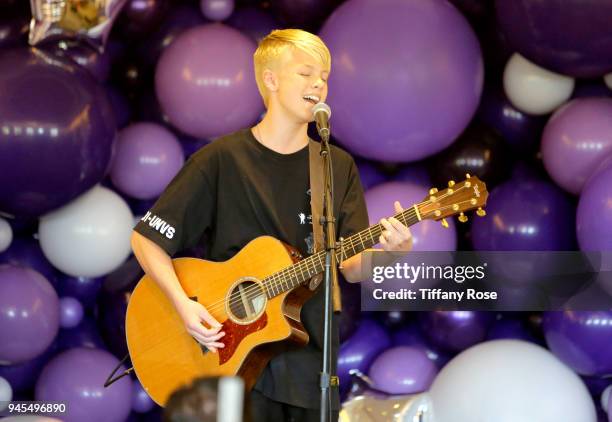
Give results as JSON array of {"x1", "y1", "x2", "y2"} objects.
[{"x1": 125, "y1": 236, "x2": 314, "y2": 406}]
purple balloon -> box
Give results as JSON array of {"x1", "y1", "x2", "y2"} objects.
[
  {"x1": 577, "y1": 156, "x2": 612, "y2": 251},
  {"x1": 393, "y1": 164, "x2": 432, "y2": 187},
  {"x1": 55, "y1": 274, "x2": 102, "y2": 309},
  {"x1": 477, "y1": 86, "x2": 547, "y2": 152},
  {"x1": 419, "y1": 311, "x2": 494, "y2": 352},
  {"x1": 365, "y1": 182, "x2": 457, "y2": 251},
  {"x1": 201, "y1": 0, "x2": 234, "y2": 21},
  {"x1": 495, "y1": 0, "x2": 612, "y2": 77},
  {"x1": 136, "y1": 4, "x2": 208, "y2": 67},
  {"x1": 392, "y1": 321, "x2": 453, "y2": 369},
  {"x1": 0, "y1": 48, "x2": 116, "y2": 217},
  {"x1": 105, "y1": 84, "x2": 132, "y2": 129},
  {"x1": 0, "y1": 10, "x2": 29, "y2": 48},
  {"x1": 471, "y1": 178, "x2": 576, "y2": 251},
  {"x1": 132, "y1": 379, "x2": 155, "y2": 413},
  {"x1": 320, "y1": 0, "x2": 483, "y2": 162},
  {"x1": 0, "y1": 265, "x2": 59, "y2": 364},
  {"x1": 542, "y1": 98, "x2": 612, "y2": 195},
  {"x1": 368, "y1": 346, "x2": 438, "y2": 394},
  {"x1": 486, "y1": 316, "x2": 539, "y2": 344},
  {"x1": 355, "y1": 160, "x2": 387, "y2": 190},
  {"x1": 0, "y1": 341, "x2": 58, "y2": 393},
  {"x1": 59, "y1": 297, "x2": 84, "y2": 329},
  {"x1": 56, "y1": 316, "x2": 106, "y2": 351},
  {"x1": 43, "y1": 41, "x2": 112, "y2": 82},
  {"x1": 543, "y1": 311, "x2": 612, "y2": 377},
  {"x1": 572, "y1": 80, "x2": 612, "y2": 99},
  {"x1": 270, "y1": 0, "x2": 338, "y2": 28},
  {"x1": 36, "y1": 348, "x2": 132, "y2": 422},
  {"x1": 110, "y1": 123, "x2": 185, "y2": 200},
  {"x1": 338, "y1": 319, "x2": 391, "y2": 394},
  {"x1": 119, "y1": 0, "x2": 169, "y2": 36},
  {"x1": 156, "y1": 24, "x2": 262, "y2": 139},
  {"x1": 227, "y1": 6, "x2": 279, "y2": 42},
  {"x1": 180, "y1": 134, "x2": 211, "y2": 159}
]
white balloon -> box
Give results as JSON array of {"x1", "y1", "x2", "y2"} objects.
[
  {"x1": 602, "y1": 385, "x2": 612, "y2": 414},
  {"x1": 604, "y1": 73, "x2": 612, "y2": 91},
  {"x1": 0, "y1": 217, "x2": 12, "y2": 252},
  {"x1": 0, "y1": 376, "x2": 12, "y2": 411},
  {"x1": 39, "y1": 185, "x2": 134, "y2": 277},
  {"x1": 503, "y1": 53, "x2": 575, "y2": 115},
  {"x1": 430, "y1": 340, "x2": 596, "y2": 422}
]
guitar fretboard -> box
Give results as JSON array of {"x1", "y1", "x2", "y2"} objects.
[{"x1": 261, "y1": 205, "x2": 421, "y2": 298}]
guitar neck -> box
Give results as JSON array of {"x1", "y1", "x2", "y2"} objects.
[{"x1": 261, "y1": 205, "x2": 422, "y2": 298}]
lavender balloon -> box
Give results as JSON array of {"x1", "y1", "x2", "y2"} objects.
[
  {"x1": 471, "y1": 178, "x2": 576, "y2": 251},
  {"x1": 200, "y1": 0, "x2": 234, "y2": 21},
  {"x1": 365, "y1": 182, "x2": 457, "y2": 251},
  {"x1": 495, "y1": 0, "x2": 612, "y2": 77},
  {"x1": 368, "y1": 346, "x2": 438, "y2": 394},
  {"x1": 156, "y1": 24, "x2": 262, "y2": 139},
  {"x1": 392, "y1": 322, "x2": 453, "y2": 369},
  {"x1": 59, "y1": 297, "x2": 84, "y2": 329},
  {"x1": 0, "y1": 48, "x2": 116, "y2": 217},
  {"x1": 36, "y1": 348, "x2": 132, "y2": 422},
  {"x1": 577, "y1": 157, "x2": 612, "y2": 251},
  {"x1": 543, "y1": 311, "x2": 612, "y2": 377},
  {"x1": 419, "y1": 311, "x2": 494, "y2": 352},
  {"x1": 337, "y1": 319, "x2": 391, "y2": 394},
  {"x1": 0, "y1": 265, "x2": 59, "y2": 364},
  {"x1": 110, "y1": 123, "x2": 185, "y2": 200},
  {"x1": 320, "y1": 0, "x2": 483, "y2": 161},
  {"x1": 542, "y1": 98, "x2": 612, "y2": 195},
  {"x1": 132, "y1": 379, "x2": 155, "y2": 413}
]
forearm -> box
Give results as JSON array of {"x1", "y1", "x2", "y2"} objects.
[{"x1": 130, "y1": 231, "x2": 188, "y2": 307}]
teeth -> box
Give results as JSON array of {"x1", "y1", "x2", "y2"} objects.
[{"x1": 303, "y1": 95, "x2": 320, "y2": 103}]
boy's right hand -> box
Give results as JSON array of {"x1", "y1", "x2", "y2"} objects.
[{"x1": 174, "y1": 297, "x2": 225, "y2": 353}]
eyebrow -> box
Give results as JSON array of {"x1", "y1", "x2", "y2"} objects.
[{"x1": 300, "y1": 64, "x2": 329, "y2": 73}]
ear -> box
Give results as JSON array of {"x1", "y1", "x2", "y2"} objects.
[{"x1": 262, "y1": 69, "x2": 279, "y2": 93}]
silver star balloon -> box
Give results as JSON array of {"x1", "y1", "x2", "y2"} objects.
[{"x1": 28, "y1": 0, "x2": 127, "y2": 51}]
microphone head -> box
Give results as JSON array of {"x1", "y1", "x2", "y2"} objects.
[{"x1": 312, "y1": 101, "x2": 331, "y2": 119}]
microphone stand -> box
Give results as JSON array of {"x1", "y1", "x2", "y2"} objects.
[{"x1": 318, "y1": 126, "x2": 339, "y2": 422}]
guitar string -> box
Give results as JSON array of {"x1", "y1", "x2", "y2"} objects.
[{"x1": 201, "y1": 186, "x2": 473, "y2": 315}]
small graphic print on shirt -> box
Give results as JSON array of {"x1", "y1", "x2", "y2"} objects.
[
  {"x1": 141, "y1": 211, "x2": 175, "y2": 239},
  {"x1": 305, "y1": 232, "x2": 314, "y2": 254}
]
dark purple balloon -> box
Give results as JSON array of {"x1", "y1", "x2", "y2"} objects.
[
  {"x1": 495, "y1": 0, "x2": 612, "y2": 77},
  {"x1": 35, "y1": 348, "x2": 132, "y2": 422},
  {"x1": 392, "y1": 321, "x2": 453, "y2": 369},
  {"x1": 419, "y1": 311, "x2": 494, "y2": 352},
  {"x1": 0, "y1": 236, "x2": 58, "y2": 284},
  {"x1": 0, "y1": 48, "x2": 116, "y2": 217},
  {"x1": 0, "y1": 265, "x2": 60, "y2": 364},
  {"x1": 270, "y1": 0, "x2": 338, "y2": 28},
  {"x1": 543, "y1": 311, "x2": 612, "y2": 377},
  {"x1": 339, "y1": 278, "x2": 361, "y2": 342},
  {"x1": 368, "y1": 346, "x2": 438, "y2": 394},
  {"x1": 581, "y1": 375, "x2": 611, "y2": 398},
  {"x1": 56, "y1": 316, "x2": 106, "y2": 351},
  {"x1": 42, "y1": 40, "x2": 112, "y2": 82},
  {"x1": 227, "y1": 6, "x2": 280, "y2": 42},
  {"x1": 105, "y1": 85, "x2": 132, "y2": 129},
  {"x1": 573, "y1": 80, "x2": 612, "y2": 99},
  {"x1": 179, "y1": 135, "x2": 210, "y2": 160},
  {"x1": 355, "y1": 160, "x2": 387, "y2": 191},
  {"x1": 0, "y1": 10, "x2": 29, "y2": 48},
  {"x1": 477, "y1": 86, "x2": 547, "y2": 152},
  {"x1": 487, "y1": 316, "x2": 539, "y2": 344},
  {"x1": 337, "y1": 319, "x2": 391, "y2": 394},
  {"x1": 471, "y1": 178, "x2": 576, "y2": 251},
  {"x1": 0, "y1": 341, "x2": 58, "y2": 393},
  {"x1": 119, "y1": 0, "x2": 170, "y2": 36},
  {"x1": 393, "y1": 164, "x2": 432, "y2": 187}
]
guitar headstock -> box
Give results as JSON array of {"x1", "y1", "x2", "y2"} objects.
[{"x1": 417, "y1": 174, "x2": 488, "y2": 227}]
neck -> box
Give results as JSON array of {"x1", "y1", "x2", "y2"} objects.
[{"x1": 253, "y1": 105, "x2": 309, "y2": 154}]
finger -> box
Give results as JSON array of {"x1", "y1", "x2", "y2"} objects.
[
  {"x1": 204, "y1": 331, "x2": 226, "y2": 342},
  {"x1": 389, "y1": 217, "x2": 411, "y2": 238},
  {"x1": 394, "y1": 201, "x2": 404, "y2": 213},
  {"x1": 192, "y1": 323, "x2": 221, "y2": 338},
  {"x1": 189, "y1": 331, "x2": 217, "y2": 352},
  {"x1": 200, "y1": 309, "x2": 222, "y2": 328},
  {"x1": 379, "y1": 234, "x2": 388, "y2": 246},
  {"x1": 207, "y1": 342, "x2": 225, "y2": 349},
  {"x1": 380, "y1": 218, "x2": 393, "y2": 231}
]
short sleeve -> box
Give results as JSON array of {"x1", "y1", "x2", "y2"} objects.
[
  {"x1": 133, "y1": 155, "x2": 216, "y2": 257},
  {"x1": 337, "y1": 159, "x2": 369, "y2": 240}
]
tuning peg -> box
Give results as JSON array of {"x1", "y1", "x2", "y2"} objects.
[
  {"x1": 477, "y1": 207, "x2": 486, "y2": 217},
  {"x1": 465, "y1": 173, "x2": 471, "y2": 179},
  {"x1": 429, "y1": 187, "x2": 438, "y2": 195},
  {"x1": 458, "y1": 212, "x2": 468, "y2": 223},
  {"x1": 448, "y1": 180, "x2": 455, "y2": 188},
  {"x1": 441, "y1": 218, "x2": 449, "y2": 228}
]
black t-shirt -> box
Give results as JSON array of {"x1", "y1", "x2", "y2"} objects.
[{"x1": 133, "y1": 128, "x2": 369, "y2": 409}]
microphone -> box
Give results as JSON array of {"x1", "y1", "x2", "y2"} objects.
[{"x1": 312, "y1": 102, "x2": 331, "y2": 141}]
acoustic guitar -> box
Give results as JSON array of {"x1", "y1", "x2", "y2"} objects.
[{"x1": 125, "y1": 175, "x2": 488, "y2": 405}]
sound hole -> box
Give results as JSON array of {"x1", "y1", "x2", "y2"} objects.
[{"x1": 227, "y1": 280, "x2": 266, "y2": 324}]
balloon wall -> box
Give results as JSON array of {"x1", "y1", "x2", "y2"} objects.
[{"x1": 0, "y1": 0, "x2": 611, "y2": 421}]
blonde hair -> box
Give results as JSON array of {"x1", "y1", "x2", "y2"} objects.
[{"x1": 253, "y1": 29, "x2": 331, "y2": 107}]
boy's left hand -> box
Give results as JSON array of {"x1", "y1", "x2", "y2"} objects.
[{"x1": 379, "y1": 201, "x2": 413, "y2": 251}]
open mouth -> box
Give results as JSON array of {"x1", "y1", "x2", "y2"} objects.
[{"x1": 303, "y1": 94, "x2": 320, "y2": 105}]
